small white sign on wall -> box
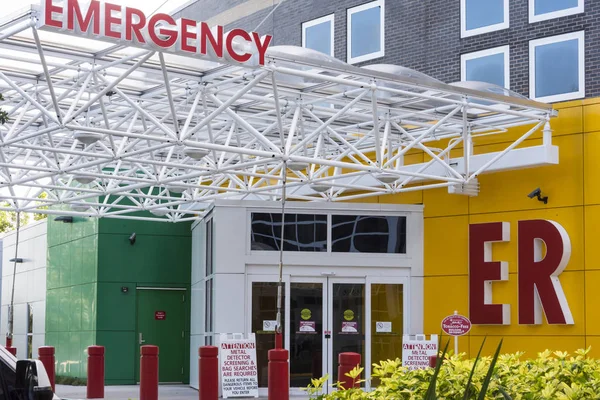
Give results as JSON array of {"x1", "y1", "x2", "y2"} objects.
[
  {"x1": 376, "y1": 321, "x2": 392, "y2": 333},
  {"x1": 262, "y1": 320, "x2": 277, "y2": 331},
  {"x1": 219, "y1": 333, "x2": 259, "y2": 398}
]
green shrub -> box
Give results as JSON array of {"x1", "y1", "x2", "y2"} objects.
[
  {"x1": 305, "y1": 347, "x2": 600, "y2": 399},
  {"x1": 55, "y1": 375, "x2": 87, "y2": 386}
]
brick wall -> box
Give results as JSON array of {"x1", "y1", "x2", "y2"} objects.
[{"x1": 177, "y1": 0, "x2": 600, "y2": 99}]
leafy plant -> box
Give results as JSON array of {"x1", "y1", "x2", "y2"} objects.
[
  {"x1": 0, "y1": 94, "x2": 8, "y2": 125},
  {"x1": 55, "y1": 375, "x2": 86, "y2": 386},
  {"x1": 305, "y1": 344, "x2": 600, "y2": 399}
]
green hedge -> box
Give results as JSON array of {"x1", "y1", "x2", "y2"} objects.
[{"x1": 305, "y1": 347, "x2": 600, "y2": 399}]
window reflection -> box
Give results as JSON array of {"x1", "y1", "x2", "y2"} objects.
[
  {"x1": 332, "y1": 215, "x2": 406, "y2": 253},
  {"x1": 251, "y1": 213, "x2": 327, "y2": 252}
]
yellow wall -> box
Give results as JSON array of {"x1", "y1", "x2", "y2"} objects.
[{"x1": 372, "y1": 97, "x2": 600, "y2": 359}]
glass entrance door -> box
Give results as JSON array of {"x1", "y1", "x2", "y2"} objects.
[
  {"x1": 289, "y1": 280, "x2": 325, "y2": 388},
  {"x1": 288, "y1": 277, "x2": 366, "y2": 394},
  {"x1": 251, "y1": 275, "x2": 407, "y2": 395}
]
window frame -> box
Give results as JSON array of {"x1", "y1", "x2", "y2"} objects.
[
  {"x1": 460, "y1": 0, "x2": 509, "y2": 38},
  {"x1": 460, "y1": 45, "x2": 511, "y2": 89},
  {"x1": 529, "y1": 0, "x2": 584, "y2": 23},
  {"x1": 529, "y1": 31, "x2": 585, "y2": 103},
  {"x1": 302, "y1": 14, "x2": 335, "y2": 57},
  {"x1": 347, "y1": 0, "x2": 385, "y2": 64}
]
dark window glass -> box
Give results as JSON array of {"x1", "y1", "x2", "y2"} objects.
[
  {"x1": 27, "y1": 304, "x2": 33, "y2": 359},
  {"x1": 206, "y1": 219, "x2": 213, "y2": 276},
  {"x1": 332, "y1": 215, "x2": 406, "y2": 253},
  {"x1": 252, "y1": 282, "x2": 285, "y2": 388},
  {"x1": 205, "y1": 279, "x2": 213, "y2": 334},
  {"x1": 251, "y1": 213, "x2": 327, "y2": 252}
]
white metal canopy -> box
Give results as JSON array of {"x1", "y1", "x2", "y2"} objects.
[{"x1": 0, "y1": 4, "x2": 558, "y2": 222}]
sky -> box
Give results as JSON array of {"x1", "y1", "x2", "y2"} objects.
[{"x1": 2, "y1": 0, "x2": 194, "y2": 19}]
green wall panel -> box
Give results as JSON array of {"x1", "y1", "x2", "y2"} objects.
[
  {"x1": 46, "y1": 247, "x2": 59, "y2": 290},
  {"x1": 97, "y1": 234, "x2": 191, "y2": 283},
  {"x1": 46, "y1": 215, "x2": 99, "y2": 380},
  {"x1": 45, "y1": 289, "x2": 58, "y2": 333},
  {"x1": 96, "y1": 331, "x2": 136, "y2": 385},
  {"x1": 97, "y1": 283, "x2": 136, "y2": 331},
  {"x1": 99, "y1": 218, "x2": 190, "y2": 236},
  {"x1": 81, "y1": 235, "x2": 98, "y2": 284},
  {"x1": 69, "y1": 286, "x2": 82, "y2": 332},
  {"x1": 80, "y1": 283, "x2": 97, "y2": 332}
]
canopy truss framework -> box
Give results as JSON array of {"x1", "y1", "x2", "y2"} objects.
[{"x1": 0, "y1": 8, "x2": 558, "y2": 222}]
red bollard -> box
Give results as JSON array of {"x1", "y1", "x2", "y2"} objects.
[
  {"x1": 429, "y1": 355, "x2": 438, "y2": 368},
  {"x1": 140, "y1": 345, "x2": 159, "y2": 400},
  {"x1": 5, "y1": 337, "x2": 16, "y2": 357},
  {"x1": 198, "y1": 346, "x2": 218, "y2": 400},
  {"x1": 38, "y1": 346, "x2": 55, "y2": 392},
  {"x1": 268, "y1": 348, "x2": 289, "y2": 400},
  {"x1": 337, "y1": 352, "x2": 361, "y2": 389},
  {"x1": 274, "y1": 332, "x2": 282, "y2": 349},
  {"x1": 87, "y1": 346, "x2": 105, "y2": 399}
]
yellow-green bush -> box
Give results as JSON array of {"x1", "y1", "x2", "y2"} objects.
[{"x1": 306, "y1": 348, "x2": 600, "y2": 399}]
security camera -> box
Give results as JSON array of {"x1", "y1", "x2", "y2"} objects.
[
  {"x1": 527, "y1": 188, "x2": 541, "y2": 199},
  {"x1": 129, "y1": 232, "x2": 136, "y2": 245},
  {"x1": 527, "y1": 188, "x2": 548, "y2": 204}
]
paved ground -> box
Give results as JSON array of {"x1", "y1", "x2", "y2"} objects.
[
  {"x1": 55, "y1": 384, "x2": 308, "y2": 399},
  {"x1": 56, "y1": 384, "x2": 199, "y2": 400}
]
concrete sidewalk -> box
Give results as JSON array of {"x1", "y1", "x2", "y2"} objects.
[
  {"x1": 55, "y1": 384, "x2": 308, "y2": 400},
  {"x1": 56, "y1": 384, "x2": 199, "y2": 400}
]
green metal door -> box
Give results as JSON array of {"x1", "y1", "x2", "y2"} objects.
[{"x1": 135, "y1": 288, "x2": 187, "y2": 383}]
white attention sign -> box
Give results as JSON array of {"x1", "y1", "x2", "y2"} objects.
[
  {"x1": 219, "y1": 333, "x2": 259, "y2": 398},
  {"x1": 402, "y1": 334, "x2": 438, "y2": 371}
]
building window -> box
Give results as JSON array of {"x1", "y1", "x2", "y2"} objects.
[
  {"x1": 331, "y1": 215, "x2": 406, "y2": 253},
  {"x1": 302, "y1": 14, "x2": 334, "y2": 56},
  {"x1": 205, "y1": 218, "x2": 213, "y2": 277},
  {"x1": 251, "y1": 213, "x2": 327, "y2": 252},
  {"x1": 461, "y1": 46, "x2": 510, "y2": 88},
  {"x1": 347, "y1": 0, "x2": 385, "y2": 64},
  {"x1": 530, "y1": 31, "x2": 585, "y2": 103},
  {"x1": 26, "y1": 304, "x2": 34, "y2": 359},
  {"x1": 205, "y1": 278, "x2": 213, "y2": 345},
  {"x1": 529, "y1": 0, "x2": 584, "y2": 23},
  {"x1": 461, "y1": 0, "x2": 509, "y2": 38}
]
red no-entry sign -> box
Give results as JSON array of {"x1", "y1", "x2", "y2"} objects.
[{"x1": 441, "y1": 314, "x2": 471, "y2": 336}]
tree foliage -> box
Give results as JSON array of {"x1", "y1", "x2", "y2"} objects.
[
  {"x1": 0, "y1": 192, "x2": 48, "y2": 234},
  {"x1": 0, "y1": 210, "x2": 29, "y2": 234},
  {"x1": 0, "y1": 93, "x2": 8, "y2": 125}
]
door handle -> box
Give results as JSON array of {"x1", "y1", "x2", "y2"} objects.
[{"x1": 139, "y1": 332, "x2": 146, "y2": 345}]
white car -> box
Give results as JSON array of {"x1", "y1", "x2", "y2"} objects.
[{"x1": 0, "y1": 345, "x2": 59, "y2": 400}]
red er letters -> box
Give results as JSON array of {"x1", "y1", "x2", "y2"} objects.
[{"x1": 469, "y1": 220, "x2": 573, "y2": 325}]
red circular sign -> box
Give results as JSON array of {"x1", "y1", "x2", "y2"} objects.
[{"x1": 441, "y1": 314, "x2": 471, "y2": 336}]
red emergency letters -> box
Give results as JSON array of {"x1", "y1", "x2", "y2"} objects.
[{"x1": 469, "y1": 220, "x2": 573, "y2": 325}]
